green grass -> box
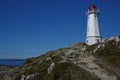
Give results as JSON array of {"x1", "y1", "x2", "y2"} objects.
[
  {"x1": 94, "y1": 40, "x2": 120, "y2": 67},
  {"x1": 16, "y1": 55, "x2": 100, "y2": 80},
  {"x1": 47, "y1": 62, "x2": 100, "y2": 80}
]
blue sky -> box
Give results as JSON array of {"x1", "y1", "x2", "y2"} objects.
[{"x1": 0, "y1": 0, "x2": 120, "y2": 59}]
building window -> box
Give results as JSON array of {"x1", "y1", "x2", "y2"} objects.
[
  {"x1": 87, "y1": 40, "x2": 88, "y2": 43},
  {"x1": 97, "y1": 39, "x2": 99, "y2": 42}
]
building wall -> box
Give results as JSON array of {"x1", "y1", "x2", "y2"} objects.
[{"x1": 86, "y1": 13, "x2": 101, "y2": 45}]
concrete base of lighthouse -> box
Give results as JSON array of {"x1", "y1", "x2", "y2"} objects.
[{"x1": 86, "y1": 36, "x2": 101, "y2": 45}]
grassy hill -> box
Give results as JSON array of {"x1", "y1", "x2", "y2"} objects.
[
  {"x1": 87, "y1": 36, "x2": 120, "y2": 78},
  {"x1": 15, "y1": 48, "x2": 100, "y2": 80},
  {"x1": 1, "y1": 36, "x2": 120, "y2": 80}
]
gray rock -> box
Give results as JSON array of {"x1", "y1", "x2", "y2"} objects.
[
  {"x1": 26, "y1": 73, "x2": 39, "y2": 80},
  {"x1": 21, "y1": 75, "x2": 25, "y2": 80},
  {"x1": 46, "y1": 57, "x2": 52, "y2": 61},
  {"x1": 47, "y1": 63, "x2": 55, "y2": 74}
]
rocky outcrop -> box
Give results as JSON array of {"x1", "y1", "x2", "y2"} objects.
[
  {"x1": 21, "y1": 73, "x2": 39, "y2": 80},
  {"x1": 1, "y1": 36, "x2": 120, "y2": 80},
  {"x1": 102, "y1": 36, "x2": 120, "y2": 42},
  {"x1": 47, "y1": 63, "x2": 55, "y2": 74},
  {"x1": 73, "y1": 55, "x2": 117, "y2": 80},
  {"x1": 65, "y1": 36, "x2": 120, "y2": 80}
]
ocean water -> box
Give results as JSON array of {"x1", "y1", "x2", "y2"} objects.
[{"x1": 0, "y1": 59, "x2": 26, "y2": 67}]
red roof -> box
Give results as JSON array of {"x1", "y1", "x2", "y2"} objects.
[{"x1": 88, "y1": 5, "x2": 97, "y2": 12}]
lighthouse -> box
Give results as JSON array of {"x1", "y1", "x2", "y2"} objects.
[{"x1": 86, "y1": 5, "x2": 102, "y2": 45}]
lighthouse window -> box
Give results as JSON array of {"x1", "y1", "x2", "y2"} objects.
[
  {"x1": 97, "y1": 39, "x2": 99, "y2": 42},
  {"x1": 87, "y1": 40, "x2": 88, "y2": 43}
]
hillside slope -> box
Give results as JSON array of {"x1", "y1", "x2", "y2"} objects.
[
  {"x1": 1, "y1": 36, "x2": 120, "y2": 80},
  {"x1": 87, "y1": 36, "x2": 120, "y2": 77},
  {"x1": 15, "y1": 47, "x2": 100, "y2": 80}
]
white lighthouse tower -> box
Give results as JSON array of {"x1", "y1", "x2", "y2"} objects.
[{"x1": 86, "y1": 5, "x2": 102, "y2": 45}]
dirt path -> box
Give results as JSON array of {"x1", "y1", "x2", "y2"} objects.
[
  {"x1": 95, "y1": 58, "x2": 120, "y2": 77},
  {"x1": 72, "y1": 55, "x2": 117, "y2": 80}
]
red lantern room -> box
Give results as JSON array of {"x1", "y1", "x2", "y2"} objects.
[
  {"x1": 88, "y1": 5, "x2": 97, "y2": 12},
  {"x1": 87, "y1": 5, "x2": 99, "y2": 15}
]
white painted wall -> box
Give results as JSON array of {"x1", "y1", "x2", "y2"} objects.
[{"x1": 86, "y1": 12, "x2": 101, "y2": 45}]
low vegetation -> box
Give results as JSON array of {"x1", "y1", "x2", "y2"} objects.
[{"x1": 2, "y1": 36, "x2": 120, "y2": 80}]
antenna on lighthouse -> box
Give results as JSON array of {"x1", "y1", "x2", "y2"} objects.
[{"x1": 86, "y1": 5, "x2": 102, "y2": 45}]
